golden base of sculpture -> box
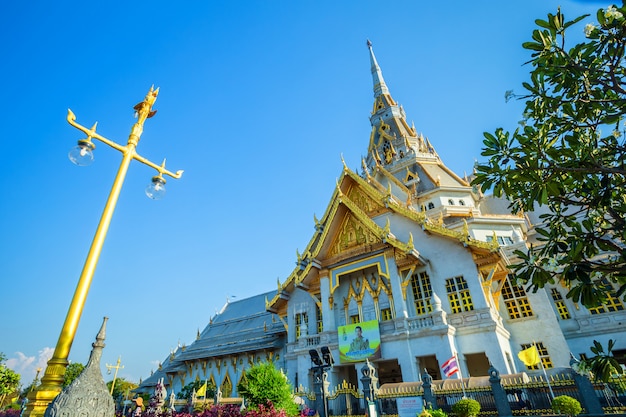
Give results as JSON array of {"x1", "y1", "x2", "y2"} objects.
[{"x1": 22, "y1": 357, "x2": 67, "y2": 417}]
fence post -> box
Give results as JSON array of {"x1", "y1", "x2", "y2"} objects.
[
  {"x1": 488, "y1": 365, "x2": 512, "y2": 417},
  {"x1": 312, "y1": 370, "x2": 328, "y2": 417},
  {"x1": 360, "y1": 360, "x2": 379, "y2": 412},
  {"x1": 571, "y1": 370, "x2": 604, "y2": 415},
  {"x1": 422, "y1": 370, "x2": 436, "y2": 409}
]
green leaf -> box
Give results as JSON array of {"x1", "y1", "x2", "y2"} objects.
[
  {"x1": 523, "y1": 42, "x2": 544, "y2": 51},
  {"x1": 535, "y1": 18, "x2": 552, "y2": 29}
]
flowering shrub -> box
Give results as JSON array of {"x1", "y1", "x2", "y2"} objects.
[
  {"x1": 171, "y1": 401, "x2": 300, "y2": 417},
  {"x1": 200, "y1": 404, "x2": 244, "y2": 417},
  {"x1": 299, "y1": 407, "x2": 316, "y2": 417},
  {"x1": 0, "y1": 409, "x2": 20, "y2": 417},
  {"x1": 245, "y1": 402, "x2": 288, "y2": 417}
]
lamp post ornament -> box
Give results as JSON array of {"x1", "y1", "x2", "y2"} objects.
[{"x1": 24, "y1": 86, "x2": 183, "y2": 417}]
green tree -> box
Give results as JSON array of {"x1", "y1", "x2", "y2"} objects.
[
  {"x1": 178, "y1": 380, "x2": 215, "y2": 400},
  {"x1": 62, "y1": 362, "x2": 85, "y2": 388},
  {"x1": 473, "y1": 3, "x2": 626, "y2": 307},
  {"x1": 237, "y1": 362, "x2": 298, "y2": 417},
  {"x1": 107, "y1": 377, "x2": 139, "y2": 402},
  {"x1": 0, "y1": 353, "x2": 20, "y2": 408},
  {"x1": 583, "y1": 339, "x2": 624, "y2": 382}
]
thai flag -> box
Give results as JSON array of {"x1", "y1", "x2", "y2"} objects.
[{"x1": 442, "y1": 356, "x2": 459, "y2": 377}]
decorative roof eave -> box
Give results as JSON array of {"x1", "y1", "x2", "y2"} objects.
[
  {"x1": 176, "y1": 336, "x2": 285, "y2": 362},
  {"x1": 267, "y1": 174, "x2": 419, "y2": 312},
  {"x1": 345, "y1": 163, "x2": 404, "y2": 209},
  {"x1": 337, "y1": 187, "x2": 415, "y2": 255},
  {"x1": 436, "y1": 161, "x2": 471, "y2": 187},
  {"x1": 463, "y1": 215, "x2": 527, "y2": 225},
  {"x1": 359, "y1": 170, "x2": 499, "y2": 253},
  {"x1": 370, "y1": 152, "x2": 412, "y2": 194},
  {"x1": 417, "y1": 160, "x2": 470, "y2": 187},
  {"x1": 266, "y1": 164, "x2": 499, "y2": 313},
  {"x1": 361, "y1": 158, "x2": 388, "y2": 195}
]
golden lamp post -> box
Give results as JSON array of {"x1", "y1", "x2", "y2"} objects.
[
  {"x1": 106, "y1": 356, "x2": 124, "y2": 395},
  {"x1": 24, "y1": 86, "x2": 183, "y2": 417}
]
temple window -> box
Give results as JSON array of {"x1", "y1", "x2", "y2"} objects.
[
  {"x1": 521, "y1": 342, "x2": 553, "y2": 370},
  {"x1": 502, "y1": 276, "x2": 534, "y2": 319},
  {"x1": 550, "y1": 288, "x2": 571, "y2": 319},
  {"x1": 459, "y1": 199, "x2": 465, "y2": 206},
  {"x1": 221, "y1": 374, "x2": 233, "y2": 397},
  {"x1": 316, "y1": 303, "x2": 323, "y2": 333},
  {"x1": 588, "y1": 278, "x2": 625, "y2": 314},
  {"x1": 446, "y1": 276, "x2": 474, "y2": 313},
  {"x1": 295, "y1": 312, "x2": 308, "y2": 339},
  {"x1": 427, "y1": 202, "x2": 435, "y2": 210},
  {"x1": 411, "y1": 271, "x2": 433, "y2": 315},
  {"x1": 380, "y1": 308, "x2": 393, "y2": 321},
  {"x1": 349, "y1": 314, "x2": 360, "y2": 324},
  {"x1": 448, "y1": 199, "x2": 455, "y2": 205}
]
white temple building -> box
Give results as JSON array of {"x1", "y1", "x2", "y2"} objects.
[{"x1": 138, "y1": 42, "x2": 625, "y2": 397}]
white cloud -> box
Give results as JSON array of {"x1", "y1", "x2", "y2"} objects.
[{"x1": 6, "y1": 348, "x2": 53, "y2": 384}]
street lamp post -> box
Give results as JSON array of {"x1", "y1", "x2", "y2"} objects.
[
  {"x1": 24, "y1": 86, "x2": 183, "y2": 417},
  {"x1": 31, "y1": 368, "x2": 42, "y2": 392},
  {"x1": 309, "y1": 347, "x2": 334, "y2": 417},
  {"x1": 106, "y1": 356, "x2": 124, "y2": 395}
]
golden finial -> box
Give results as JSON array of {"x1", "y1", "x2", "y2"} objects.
[
  {"x1": 370, "y1": 149, "x2": 379, "y2": 168},
  {"x1": 133, "y1": 85, "x2": 159, "y2": 119},
  {"x1": 336, "y1": 178, "x2": 344, "y2": 197},
  {"x1": 383, "y1": 217, "x2": 391, "y2": 237},
  {"x1": 490, "y1": 231, "x2": 499, "y2": 250}
]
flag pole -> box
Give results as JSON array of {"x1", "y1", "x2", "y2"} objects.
[
  {"x1": 454, "y1": 353, "x2": 467, "y2": 398},
  {"x1": 534, "y1": 343, "x2": 555, "y2": 400}
]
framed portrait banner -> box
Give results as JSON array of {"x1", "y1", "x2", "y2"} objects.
[{"x1": 337, "y1": 319, "x2": 381, "y2": 363}]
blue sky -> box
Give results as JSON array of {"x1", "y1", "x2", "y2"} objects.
[{"x1": 0, "y1": 0, "x2": 606, "y2": 386}]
